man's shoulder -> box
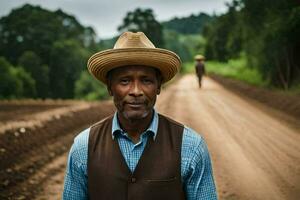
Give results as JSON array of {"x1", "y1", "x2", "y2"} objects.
[
  {"x1": 158, "y1": 113, "x2": 184, "y2": 128},
  {"x1": 73, "y1": 114, "x2": 114, "y2": 150},
  {"x1": 72, "y1": 127, "x2": 90, "y2": 152},
  {"x1": 182, "y1": 126, "x2": 206, "y2": 152},
  {"x1": 183, "y1": 126, "x2": 203, "y2": 139},
  {"x1": 90, "y1": 114, "x2": 114, "y2": 129}
]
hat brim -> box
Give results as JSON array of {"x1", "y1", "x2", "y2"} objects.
[
  {"x1": 194, "y1": 55, "x2": 205, "y2": 60},
  {"x1": 87, "y1": 48, "x2": 181, "y2": 84}
]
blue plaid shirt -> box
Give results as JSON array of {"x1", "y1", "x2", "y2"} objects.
[{"x1": 63, "y1": 111, "x2": 217, "y2": 199}]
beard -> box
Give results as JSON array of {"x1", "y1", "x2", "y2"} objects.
[
  {"x1": 114, "y1": 96, "x2": 155, "y2": 122},
  {"x1": 122, "y1": 108, "x2": 151, "y2": 121}
]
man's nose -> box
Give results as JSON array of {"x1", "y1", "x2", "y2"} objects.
[{"x1": 129, "y1": 81, "x2": 143, "y2": 97}]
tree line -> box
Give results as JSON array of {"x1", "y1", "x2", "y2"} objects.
[
  {"x1": 0, "y1": 5, "x2": 208, "y2": 99},
  {"x1": 203, "y1": 0, "x2": 300, "y2": 89},
  {"x1": 0, "y1": 4, "x2": 104, "y2": 99},
  {"x1": 1, "y1": 1, "x2": 297, "y2": 100}
]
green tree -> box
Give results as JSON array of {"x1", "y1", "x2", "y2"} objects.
[
  {"x1": 13, "y1": 66, "x2": 36, "y2": 98},
  {"x1": 0, "y1": 57, "x2": 35, "y2": 98},
  {"x1": 163, "y1": 13, "x2": 213, "y2": 34},
  {"x1": 18, "y1": 51, "x2": 49, "y2": 98},
  {"x1": 0, "y1": 57, "x2": 20, "y2": 98},
  {"x1": 0, "y1": 4, "x2": 98, "y2": 99},
  {"x1": 48, "y1": 40, "x2": 88, "y2": 98},
  {"x1": 203, "y1": 0, "x2": 243, "y2": 61},
  {"x1": 241, "y1": 0, "x2": 300, "y2": 89},
  {"x1": 163, "y1": 30, "x2": 191, "y2": 63},
  {"x1": 118, "y1": 8, "x2": 164, "y2": 47},
  {"x1": 97, "y1": 37, "x2": 118, "y2": 51},
  {"x1": 75, "y1": 71, "x2": 109, "y2": 101},
  {"x1": 163, "y1": 30, "x2": 205, "y2": 63},
  {"x1": 0, "y1": 4, "x2": 96, "y2": 66},
  {"x1": 203, "y1": 0, "x2": 300, "y2": 89}
]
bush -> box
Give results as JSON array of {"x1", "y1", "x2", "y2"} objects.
[
  {"x1": 75, "y1": 71, "x2": 109, "y2": 101},
  {"x1": 206, "y1": 57, "x2": 267, "y2": 87},
  {"x1": 0, "y1": 57, "x2": 36, "y2": 98}
]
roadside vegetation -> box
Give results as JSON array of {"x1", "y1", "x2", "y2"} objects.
[
  {"x1": 202, "y1": 0, "x2": 299, "y2": 91},
  {"x1": 205, "y1": 58, "x2": 266, "y2": 87},
  {"x1": 183, "y1": 57, "x2": 266, "y2": 87}
]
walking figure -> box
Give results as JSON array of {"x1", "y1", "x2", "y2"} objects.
[{"x1": 194, "y1": 55, "x2": 206, "y2": 88}]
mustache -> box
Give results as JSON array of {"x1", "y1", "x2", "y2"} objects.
[{"x1": 124, "y1": 97, "x2": 148, "y2": 104}]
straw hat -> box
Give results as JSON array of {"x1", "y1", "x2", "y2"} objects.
[
  {"x1": 194, "y1": 54, "x2": 205, "y2": 61},
  {"x1": 87, "y1": 32, "x2": 181, "y2": 84}
]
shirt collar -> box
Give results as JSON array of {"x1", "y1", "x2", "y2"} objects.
[{"x1": 112, "y1": 110, "x2": 159, "y2": 141}]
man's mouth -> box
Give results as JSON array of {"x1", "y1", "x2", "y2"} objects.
[{"x1": 126, "y1": 101, "x2": 145, "y2": 108}]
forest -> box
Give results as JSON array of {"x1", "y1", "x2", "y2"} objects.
[{"x1": 0, "y1": 0, "x2": 299, "y2": 100}]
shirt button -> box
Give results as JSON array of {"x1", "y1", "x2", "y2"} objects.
[{"x1": 131, "y1": 177, "x2": 136, "y2": 183}]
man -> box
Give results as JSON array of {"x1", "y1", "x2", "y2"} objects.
[
  {"x1": 63, "y1": 32, "x2": 217, "y2": 200},
  {"x1": 194, "y1": 55, "x2": 206, "y2": 88}
]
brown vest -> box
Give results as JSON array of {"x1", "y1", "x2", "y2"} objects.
[{"x1": 88, "y1": 114, "x2": 186, "y2": 200}]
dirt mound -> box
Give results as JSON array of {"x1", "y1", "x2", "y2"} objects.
[
  {"x1": 0, "y1": 100, "x2": 77, "y2": 123},
  {"x1": 0, "y1": 100, "x2": 115, "y2": 199},
  {"x1": 209, "y1": 74, "x2": 300, "y2": 119}
]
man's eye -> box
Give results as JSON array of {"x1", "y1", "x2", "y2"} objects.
[
  {"x1": 143, "y1": 79, "x2": 153, "y2": 84},
  {"x1": 120, "y1": 79, "x2": 129, "y2": 84}
]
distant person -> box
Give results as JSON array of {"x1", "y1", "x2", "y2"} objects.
[
  {"x1": 62, "y1": 32, "x2": 217, "y2": 200},
  {"x1": 194, "y1": 55, "x2": 206, "y2": 88}
]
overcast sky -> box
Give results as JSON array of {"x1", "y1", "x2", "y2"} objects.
[{"x1": 0, "y1": 0, "x2": 228, "y2": 39}]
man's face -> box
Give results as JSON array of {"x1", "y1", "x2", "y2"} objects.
[{"x1": 107, "y1": 65, "x2": 161, "y2": 121}]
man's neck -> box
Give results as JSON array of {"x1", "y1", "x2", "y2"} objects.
[{"x1": 117, "y1": 110, "x2": 154, "y2": 143}]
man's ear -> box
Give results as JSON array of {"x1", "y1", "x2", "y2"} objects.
[{"x1": 157, "y1": 85, "x2": 161, "y2": 95}]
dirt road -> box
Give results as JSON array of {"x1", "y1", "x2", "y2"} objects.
[
  {"x1": 157, "y1": 75, "x2": 300, "y2": 200},
  {"x1": 15, "y1": 75, "x2": 300, "y2": 200}
]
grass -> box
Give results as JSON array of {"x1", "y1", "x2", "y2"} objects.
[{"x1": 182, "y1": 57, "x2": 267, "y2": 87}]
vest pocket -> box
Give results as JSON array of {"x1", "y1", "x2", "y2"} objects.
[
  {"x1": 146, "y1": 176, "x2": 177, "y2": 183},
  {"x1": 143, "y1": 177, "x2": 184, "y2": 200}
]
